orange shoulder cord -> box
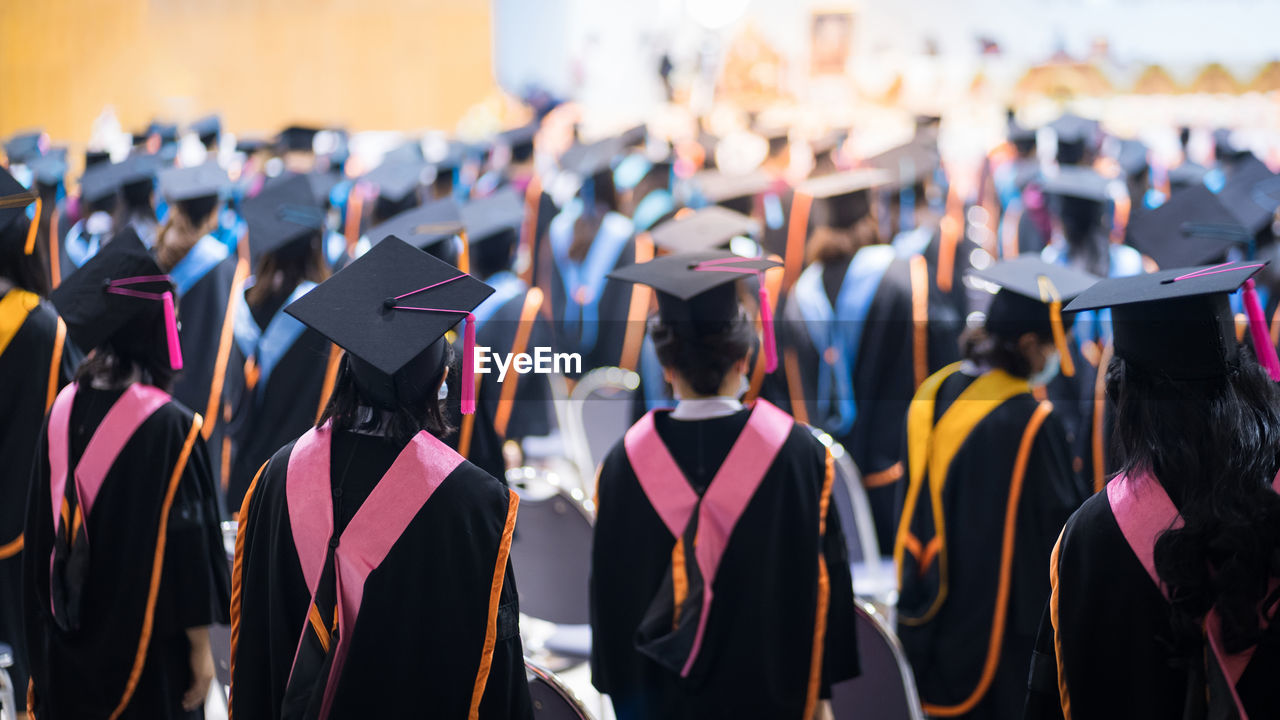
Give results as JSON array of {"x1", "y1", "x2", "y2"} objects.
[
  {"x1": 519, "y1": 175, "x2": 543, "y2": 286},
  {"x1": 45, "y1": 317, "x2": 66, "y2": 412},
  {"x1": 468, "y1": 492, "x2": 520, "y2": 720},
  {"x1": 783, "y1": 347, "x2": 810, "y2": 426},
  {"x1": 802, "y1": 450, "x2": 837, "y2": 720},
  {"x1": 494, "y1": 288, "x2": 543, "y2": 438},
  {"x1": 315, "y1": 345, "x2": 344, "y2": 423},
  {"x1": 618, "y1": 232, "x2": 655, "y2": 372},
  {"x1": 1049, "y1": 528, "x2": 1073, "y2": 719},
  {"x1": 49, "y1": 209, "x2": 61, "y2": 289},
  {"x1": 909, "y1": 254, "x2": 930, "y2": 389},
  {"x1": 227, "y1": 461, "x2": 268, "y2": 720},
  {"x1": 205, "y1": 258, "x2": 251, "y2": 440},
  {"x1": 109, "y1": 414, "x2": 203, "y2": 720},
  {"x1": 784, "y1": 192, "x2": 813, "y2": 293},
  {"x1": 922, "y1": 401, "x2": 1053, "y2": 717}
]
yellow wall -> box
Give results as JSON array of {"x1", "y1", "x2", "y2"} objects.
[{"x1": 0, "y1": 0, "x2": 496, "y2": 145}]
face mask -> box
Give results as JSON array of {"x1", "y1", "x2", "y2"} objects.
[
  {"x1": 437, "y1": 379, "x2": 449, "y2": 400},
  {"x1": 1029, "y1": 351, "x2": 1061, "y2": 388},
  {"x1": 735, "y1": 373, "x2": 750, "y2": 399}
]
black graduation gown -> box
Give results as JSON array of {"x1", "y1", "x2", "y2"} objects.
[
  {"x1": 0, "y1": 290, "x2": 77, "y2": 697},
  {"x1": 443, "y1": 351, "x2": 507, "y2": 481},
  {"x1": 780, "y1": 253, "x2": 956, "y2": 552},
  {"x1": 24, "y1": 386, "x2": 230, "y2": 720},
  {"x1": 475, "y1": 289, "x2": 555, "y2": 442},
  {"x1": 1026, "y1": 490, "x2": 1280, "y2": 719},
  {"x1": 591, "y1": 406, "x2": 860, "y2": 720},
  {"x1": 171, "y1": 252, "x2": 247, "y2": 501},
  {"x1": 895, "y1": 369, "x2": 1084, "y2": 720},
  {"x1": 546, "y1": 232, "x2": 639, "y2": 377},
  {"x1": 229, "y1": 429, "x2": 532, "y2": 719},
  {"x1": 226, "y1": 286, "x2": 335, "y2": 511}
]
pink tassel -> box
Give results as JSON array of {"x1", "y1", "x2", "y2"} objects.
[
  {"x1": 461, "y1": 313, "x2": 476, "y2": 415},
  {"x1": 162, "y1": 291, "x2": 183, "y2": 371},
  {"x1": 1243, "y1": 279, "x2": 1280, "y2": 381},
  {"x1": 758, "y1": 284, "x2": 777, "y2": 373}
]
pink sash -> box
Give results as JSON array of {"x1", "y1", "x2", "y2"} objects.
[
  {"x1": 47, "y1": 383, "x2": 172, "y2": 539},
  {"x1": 623, "y1": 399, "x2": 794, "y2": 677},
  {"x1": 1108, "y1": 472, "x2": 1280, "y2": 718},
  {"x1": 284, "y1": 423, "x2": 465, "y2": 720}
]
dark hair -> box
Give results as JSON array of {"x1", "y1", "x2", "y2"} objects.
[
  {"x1": 470, "y1": 228, "x2": 518, "y2": 280},
  {"x1": 650, "y1": 310, "x2": 754, "y2": 396},
  {"x1": 73, "y1": 314, "x2": 176, "y2": 393},
  {"x1": 1108, "y1": 353, "x2": 1280, "y2": 655},
  {"x1": 569, "y1": 173, "x2": 619, "y2": 262},
  {"x1": 806, "y1": 216, "x2": 880, "y2": 266},
  {"x1": 245, "y1": 233, "x2": 330, "y2": 308},
  {"x1": 317, "y1": 349, "x2": 455, "y2": 445},
  {"x1": 1, "y1": 214, "x2": 51, "y2": 296},
  {"x1": 960, "y1": 325, "x2": 1045, "y2": 378},
  {"x1": 176, "y1": 195, "x2": 220, "y2": 229}
]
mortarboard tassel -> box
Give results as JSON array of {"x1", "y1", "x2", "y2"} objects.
[
  {"x1": 758, "y1": 283, "x2": 777, "y2": 373},
  {"x1": 162, "y1": 291, "x2": 183, "y2": 371},
  {"x1": 461, "y1": 312, "x2": 477, "y2": 415},
  {"x1": 24, "y1": 195, "x2": 41, "y2": 255},
  {"x1": 1243, "y1": 279, "x2": 1280, "y2": 381}
]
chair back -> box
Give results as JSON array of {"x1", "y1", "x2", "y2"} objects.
[
  {"x1": 525, "y1": 660, "x2": 595, "y2": 720},
  {"x1": 830, "y1": 601, "x2": 925, "y2": 720},
  {"x1": 508, "y1": 469, "x2": 594, "y2": 625},
  {"x1": 565, "y1": 367, "x2": 640, "y2": 475}
]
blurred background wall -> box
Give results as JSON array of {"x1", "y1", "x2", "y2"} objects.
[{"x1": 0, "y1": 0, "x2": 496, "y2": 141}]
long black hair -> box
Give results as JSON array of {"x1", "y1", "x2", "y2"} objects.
[
  {"x1": 650, "y1": 309, "x2": 755, "y2": 397},
  {"x1": 317, "y1": 346, "x2": 455, "y2": 446},
  {"x1": 1107, "y1": 352, "x2": 1280, "y2": 654},
  {"x1": 0, "y1": 214, "x2": 51, "y2": 296}
]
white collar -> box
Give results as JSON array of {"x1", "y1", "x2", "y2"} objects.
[{"x1": 669, "y1": 396, "x2": 746, "y2": 421}]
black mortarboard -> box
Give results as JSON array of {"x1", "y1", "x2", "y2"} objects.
[
  {"x1": 618, "y1": 124, "x2": 649, "y2": 149},
  {"x1": 648, "y1": 206, "x2": 759, "y2": 254},
  {"x1": 1066, "y1": 260, "x2": 1268, "y2": 379},
  {"x1": 117, "y1": 154, "x2": 160, "y2": 193},
  {"x1": 695, "y1": 170, "x2": 773, "y2": 215},
  {"x1": 79, "y1": 162, "x2": 128, "y2": 205},
  {"x1": 236, "y1": 137, "x2": 270, "y2": 155},
  {"x1": 51, "y1": 227, "x2": 180, "y2": 368},
  {"x1": 865, "y1": 141, "x2": 939, "y2": 189},
  {"x1": 1214, "y1": 128, "x2": 1253, "y2": 164},
  {"x1": 277, "y1": 125, "x2": 320, "y2": 153},
  {"x1": 190, "y1": 114, "x2": 222, "y2": 144},
  {"x1": 1128, "y1": 186, "x2": 1249, "y2": 269},
  {"x1": 1008, "y1": 117, "x2": 1037, "y2": 151},
  {"x1": 366, "y1": 197, "x2": 463, "y2": 252},
  {"x1": 159, "y1": 162, "x2": 229, "y2": 202},
  {"x1": 1042, "y1": 165, "x2": 1112, "y2": 203},
  {"x1": 1050, "y1": 112, "x2": 1100, "y2": 164},
  {"x1": 28, "y1": 150, "x2": 68, "y2": 188},
  {"x1": 285, "y1": 236, "x2": 493, "y2": 410},
  {"x1": 84, "y1": 149, "x2": 111, "y2": 168},
  {"x1": 1168, "y1": 162, "x2": 1208, "y2": 194},
  {"x1": 496, "y1": 123, "x2": 538, "y2": 161},
  {"x1": 1116, "y1": 140, "x2": 1149, "y2": 179},
  {"x1": 306, "y1": 170, "x2": 343, "y2": 207},
  {"x1": 363, "y1": 161, "x2": 426, "y2": 205},
  {"x1": 0, "y1": 166, "x2": 37, "y2": 233},
  {"x1": 561, "y1": 139, "x2": 618, "y2": 182},
  {"x1": 1216, "y1": 156, "x2": 1280, "y2": 235},
  {"x1": 147, "y1": 121, "x2": 179, "y2": 144},
  {"x1": 241, "y1": 173, "x2": 326, "y2": 260},
  {"x1": 460, "y1": 188, "x2": 524, "y2": 244},
  {"x1": 4, "y1": 132, "x2": 44, "y2": 165},
  {"x1": 969, "y1": 256, "x2": 1099, "y2": 377},
  {"x1": 609, "y1": 250, "x2": 781, "y2": 334},
  {"x1": 798, "y1": 169, "x2": 889, "y2": 229}
]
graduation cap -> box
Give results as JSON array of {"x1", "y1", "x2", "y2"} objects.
[
  {"x1": 1216, "y1": 156, "x2": 1280, "y2": 235},
  {"x1": 4, "y1": 131, "x2": 44, "y2": 165},
  {"x1": 865, "y1": 141, "x2": 939, "y2": 189},
  {"x1": 363, "y1": 161, "x2": 426, "y2": 206},
  {"x1": 618, "y1": 123, "x2": 649, "y2": 149},
  {"x1": 1128, "y1": 186, "x2": 1249, "y2": 269},
  {"x1": 1117, "y1": 140, "x2": 1149, "y2": 179},
  {"x1": 1008, "y1": 117, "x2": 1037, "y2": 151},
  {"x1": 1066, "y1": 260, "x2": 1280, "y2": 381},
  {"x1": 969, "y1": 256, "x2": 1100, "y2": 378},
  {"x1": 79, "y1": 162, "x2": 121, "y2": 205},
  {"x1": 797, "y1": 169, "x2": 891, "y2": 229},
  {"x1": 695, "y1": 170, "x2": 773, "y2": 216},
  {"x1": 561, "y1": 139, "x2": 618, "y2": 181},
  {"x1": 366, "y1": 197, "x2": 464, "y2": 256},
  {"x1": 241, "y1": 173, "x2": 326, "y2": 260},
  {"x1": 28, "y1": 149, "x2": 69, "y2": 188},
  {"x1": 459, "y1": 187, "x2": 524, "y2": 243},
  {"x1": 306, "y1": 170, "x2": 343, "y2": 207},
  {"x1": 1041, "y1": 166, "x2": 1112, "y2": 203},
  {"x1": 190, "y1": 114, "x2": 222, "y2": 144},
  {"x1": 1168, "y1": 162, "x2": 1208, "y2": 194},
  {"x1": 284, "y1": 235, "x2": 493, "y2": 413},
  {"x1": 1050, "y1": 112, "x2": 1100, "y2": 165},
  {"x1": 610, "y1": 250, "x2": 782, "y2": 371},
  {"x1": 84, "y1": 149, "x2": 112, "y2": 168},
  {"x1": 277, "y1": 125, "x2": 321, "y2": 153},
  {"x1": 236, "y1": 137, "x2": 270, "y2": 155},
  {"x1": 648, "y1": 206, "x2": 759, "y2": 254},
  {"x1": 159, "y1": 162, "x2": 229, "y2": 203},
  {"x1": 50, "y1": 227, "x2": 183, "y2": 370},
  {"x1": 0, "y1": 167, "x2": 39, "y2": 254},
  {"x1": 495, "y1": 122, "x2": 538, "y2": 161}
]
